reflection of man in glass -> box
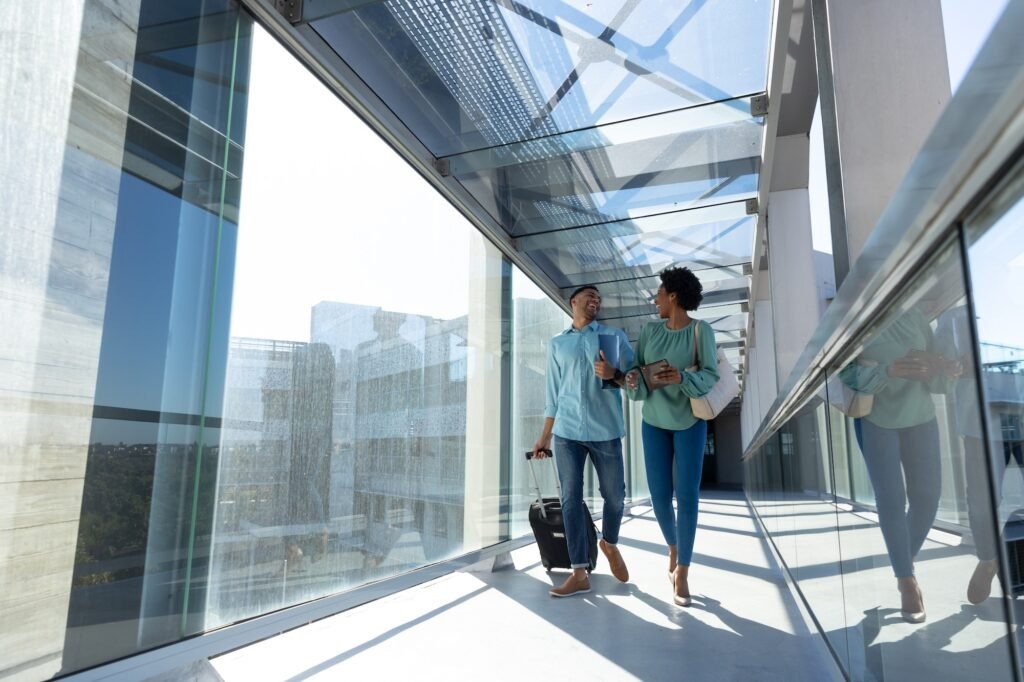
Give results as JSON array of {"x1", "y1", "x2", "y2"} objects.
[
  {"x1": 841, "y1": 305, "x2": 959, "y2": 623},
  {"x1": 937, "y1": 306, "x2": 1024, "y2": 604},
  {"x1": 532, "y1": 285, "x2": 634, "y2": 598}
]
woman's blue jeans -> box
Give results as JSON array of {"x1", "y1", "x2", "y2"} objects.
[
  {"x1": 854, "y1": 418, "x2": 941, "y2": 578},
  {"x1": 552, "y1": 436, "x2": 626, "y2": 568},
  {"x1": 642, "y1": 420, "x2": 707, "y2": 566}
]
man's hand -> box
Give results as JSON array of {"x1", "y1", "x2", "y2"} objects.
[
  {"x1": 532, "y1": 437, "x2": 552, "y2": 459},
  {"x1": 594, "y1": 350, "x2": 617, "y2": 380}
]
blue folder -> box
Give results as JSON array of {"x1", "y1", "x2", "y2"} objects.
[{"x1": 598, "y1": 334, "x2": 620, "y2": 389}]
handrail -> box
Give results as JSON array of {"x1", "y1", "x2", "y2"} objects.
[{"x1": 743, "y1": 2, "x2": 1024, "y2": 458}]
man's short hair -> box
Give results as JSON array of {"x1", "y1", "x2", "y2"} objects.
[{"x1": 569, "y1": 285, "x2": 599, "y2": 303}]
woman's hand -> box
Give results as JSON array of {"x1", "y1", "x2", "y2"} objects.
[
  {"x1": 888, "y1": 350, "x2": 954, "y2": 381},
  {"x1": 625, "y1": 369, "x2": 640, "y2": 390},
  {"x1": 654, "y1": 363, "x2": 682, "y2": 385}
]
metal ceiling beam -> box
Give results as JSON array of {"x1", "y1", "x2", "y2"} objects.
[
  {"x1": 599, "y1": 289, "x2": 749, "y2": 319},
  {"x1": 555, "y1": 258, "x2": 751, "y2": 289},
  {"x1": 578, "y1": 271, "x2": 750, "y2": 298},
  {"x1": 513, "y1": 199, "x2": 752, "y2": 251}
]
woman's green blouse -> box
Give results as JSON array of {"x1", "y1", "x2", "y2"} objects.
[
  {"x1": 839, "y1": 308, "x2": 952, "y2": 429},
  {"x1": 626, "y1": 319, "x2": 719, "y2": 430}
]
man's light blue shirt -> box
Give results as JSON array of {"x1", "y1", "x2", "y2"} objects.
[{"x1": 544, "y1": 321, "x2": 635, "y2": 442}]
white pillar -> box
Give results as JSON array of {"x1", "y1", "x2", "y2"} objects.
[
  {"x1": 742, "y1": 345, "x2": 759, "y2": 450},
  {"x1": 818, "y1": 0, "x2": 951, "y2": 271},
  {"x1": 767, "y1": 186, "x2": 820, "y2": 384},
  {"x1": 741, "y1": 294, "x2": 779, "y2": 450},
  {"x1": 463, "y1": 236, "x2": 505, "y2": 548},
  {"x1": 754, "y1": 299, "x2": 779, "y2": 428},
  {"x1": 0, "y1": 2, "x2": 140, "y2": 677}
]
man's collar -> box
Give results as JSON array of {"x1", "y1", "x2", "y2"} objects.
[{"x1": 564, "y1": 320, "x2": 600, "y2": 334}]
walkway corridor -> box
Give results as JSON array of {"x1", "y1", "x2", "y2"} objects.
[{"x1": 211, "y1": 492, "x2": 838, "y2": 681}]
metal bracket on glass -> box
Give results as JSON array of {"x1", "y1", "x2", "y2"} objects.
[
  {"x1": 491, "y1": 551, "x2": 514, "y2": 572},
  {"x1": 278, "y1": 0, "x2": 388, "y2": 24},
  {"x1": 274, "y1": 0, "x2": 303, "y2": 23},
  {"x1": 745, "y1": 197, "x2": 759, "y2": 215},
  {"x1": 751, "y1": 93, "x2": 769, "y2": 117},
  {"x1": 433, "y1": 158, "x2": 451, "y2": 177}
]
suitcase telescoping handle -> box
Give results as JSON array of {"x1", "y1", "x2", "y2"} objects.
[{"x1": 525, "y1": 449, "x2": 562, "y2": 520}]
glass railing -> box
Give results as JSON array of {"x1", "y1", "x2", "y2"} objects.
[{"x1": 743, "y1": 4, "x2": 1024, "y2": 680}]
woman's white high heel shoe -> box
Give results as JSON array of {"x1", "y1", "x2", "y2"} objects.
[{"x1": 672, "y1": 566, "x2": 692, "y2": 607}]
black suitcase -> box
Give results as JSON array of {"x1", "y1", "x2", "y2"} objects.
[{"x1": 526, "y1": 450, "x2": 598, "y2": 572}]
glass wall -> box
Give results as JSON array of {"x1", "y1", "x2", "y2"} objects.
[
  {"x1": 204, "y1": 23, "x2": 510, "y2": 629},
  {"x1": 1, "y1": 6, "x2": 617, "y2": 676},
  {"x1": 963, "y1": 163, "x2": 1024, "y2": 657},
  {"x1": 747, "y1": 214, "x2": 1024, "y2": 679},
  {"x1": 509, "y1": 270, "x2": 569, "y2": 538}
]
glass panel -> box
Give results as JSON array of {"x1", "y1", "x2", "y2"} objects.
[
  {"x1": 510, "y1": 269, "x2": 571, "y2": 538},
  {"x1": 596, "y1": 274, "x2": 750, "y2": 320},
  {"x1": 965, "y1": 167, "x2": 1024, "y2": 662},
  {"x1": 617, "y1": 312, "x2": 748, "y2": 344},
  {"x1": 825, "y1": 238, "x2": 1016, "y2": 681},
  {"x1": 203, "y1": 25, "x2": 508, "y2": 629},
  {"x1": 627, "y1": 401, "x2": 650, "y2": 501},
  {"x1": 311, "y1": 0, "x2": 772, "y2": 156},
  {"x1": 524, "y1": 213, "x2": 755, "y2": 288},
  {"x1": 446, "y1": 97, "x2": 758, "y2": 174},
  {"x1": 456, "y1": 116, "x2": 762, "y2": 236},
  {"x1": 752, "y1": 434, "x2": 783, "y2": 538},
  {"x1": 777, "y1": 392, "x2": 851, "y2": 671}
]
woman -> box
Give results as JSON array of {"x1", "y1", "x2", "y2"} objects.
[
  {"x1": 839, "y1": 306, "x2": 956, "y2": 623},
  {"x1": 625, "y1": 267, "x2": 719, "y2": 606}
]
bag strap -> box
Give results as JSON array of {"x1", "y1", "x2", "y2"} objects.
[{"x1": 692, "y1": 320, "x2": 700, "y2": 369}]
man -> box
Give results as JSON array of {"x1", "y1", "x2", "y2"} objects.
[{"x1": 532, "y1": 284, "x2": 634, "y2": 597}]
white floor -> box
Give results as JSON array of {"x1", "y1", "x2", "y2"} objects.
[
  {"x1": 753, "y1": 496, "x2": 1021, "y2": 681},
  {"x1": 212, "y1": 492, "x2": 839, "y2": 681}
]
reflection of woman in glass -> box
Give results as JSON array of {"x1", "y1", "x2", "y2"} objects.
[
  {"x1": 624, "y1": 267, "x2": 719, "y2": 607},
  {"x1": 841, "y1": 307, "x2": 958, "y2": 623}
]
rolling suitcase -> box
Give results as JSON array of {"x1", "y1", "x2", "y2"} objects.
[{"x1": 526, "y1": 450, "x2": 598, "y2": 572}]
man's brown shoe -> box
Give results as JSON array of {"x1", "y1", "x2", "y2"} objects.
[
  {"x1": 549, "y1": 573, "x2": 591, "y2": 598},
  {"x1": 600, "y1": 539, "x2": 629, "y2": 583}
]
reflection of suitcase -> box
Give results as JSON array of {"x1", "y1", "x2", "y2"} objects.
[
  {"x1": 1003, "y1": 508, "x2": 1024, "y2": 595},
  {"x1": 526, "y1": 450, "x2": 598, "y2": 572}
]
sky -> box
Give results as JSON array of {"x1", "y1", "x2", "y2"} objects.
[
  {"x1": 232, "y1": 2, "x2": 1014, "y2": 345},
  {"x1": 231, "y1": 27, "x2": 485, "y2": 343}
]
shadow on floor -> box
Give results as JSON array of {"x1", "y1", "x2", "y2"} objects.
[{"x1": 831, "y1": 600, "x2": 1019, "y2": 681}]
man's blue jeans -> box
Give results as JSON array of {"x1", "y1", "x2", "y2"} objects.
[{"x1": 552, "y1": 436, "x2": 626, "y2": 568}]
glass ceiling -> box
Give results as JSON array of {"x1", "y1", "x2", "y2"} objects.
[{"x1": 297, "y1": 0, "x2": 773, "y2": 380}]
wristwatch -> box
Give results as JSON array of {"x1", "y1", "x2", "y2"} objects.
[{"x1": 613, "y1": 369, "x2": 624, "y2": 382}]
